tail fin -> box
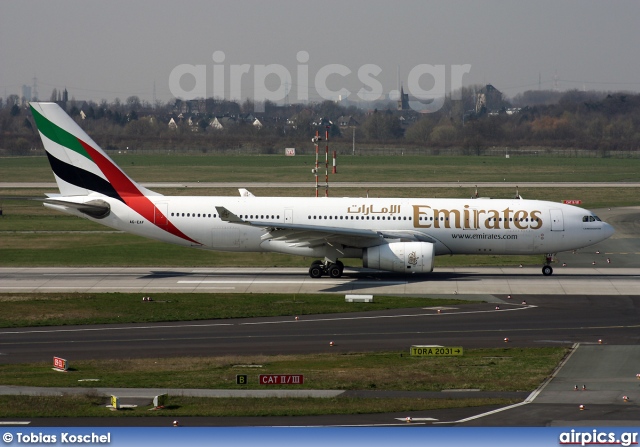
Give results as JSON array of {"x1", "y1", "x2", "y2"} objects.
[{"x1": 30, "y1": 102, "x2": 159, "y2": 199}]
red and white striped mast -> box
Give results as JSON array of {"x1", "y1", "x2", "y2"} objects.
[
  {"x1": 314, "y1": 130, "x2": 320, "y2": 197},
  {"x1": 325, "y1": 126, "x2": 330, "y2": 197}
]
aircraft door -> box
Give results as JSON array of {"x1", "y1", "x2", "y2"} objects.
[
  {"x1": 463, "y1": 207, "x2": 477, "y2": 230},
  {"x1": 550, "y1": 209, "x2": 564, "y2": 231},
  {"x1": 285, "y1": 209, "x2": 293, "y2": 224},
  {"x1": 154, "y1": 203, "x2": 168, "y2": 226}
]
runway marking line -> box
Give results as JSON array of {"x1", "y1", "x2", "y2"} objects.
[
  {"x1": 177, "y1": 280, "x2": 409, "y2": 285},
  {"x1": 0, "y1": 322, "x2": 234, "y2": 335},
  {"x1": 434, "y1": 343, "x2": 581, "y2": 425},
  {"x1": 239, "y1": 305, "x2": 535, "y2": 326},
  {"x1": 0, "y1": 305, "x2": 535, "y2": 337}
]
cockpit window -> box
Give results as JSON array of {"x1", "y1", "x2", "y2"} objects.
[{"x1": 583, "y1": 215, "x2": 600, "y2": 222}]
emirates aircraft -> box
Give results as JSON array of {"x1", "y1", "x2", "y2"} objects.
[{"x1": 30, "y1": 102, "x2": 614, "y2": 278}]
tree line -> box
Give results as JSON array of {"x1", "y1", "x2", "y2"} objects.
[{"x1": 1, "y1": 87, "x2": 639, "y2": 156}]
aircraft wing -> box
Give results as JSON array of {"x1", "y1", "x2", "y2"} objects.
[{"x1": 215, "y1": 206, "x2": 438, "y2": 249}]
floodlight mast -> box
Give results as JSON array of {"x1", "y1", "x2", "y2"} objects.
[
  {"x1": 313, "y1": 131, "x2": 320, "y2": 197},
  {"x1": 311, "y1": 126, "x2": 334, "y2": 197},
  {"x1": 325, "y1": 126, "x2": 330, "y2": 197}
]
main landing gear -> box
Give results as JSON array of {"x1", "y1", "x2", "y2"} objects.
[
  {"x1": 542, "y1": 253, "x2": 555, "y2": 276},
  {"x1": 309, "y1": 260, "x2": 344, "y2": 278}
]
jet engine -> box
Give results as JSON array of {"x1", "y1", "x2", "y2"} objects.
[{"x1": 363, "y1": 242, "x2": 435, "y2": 273}]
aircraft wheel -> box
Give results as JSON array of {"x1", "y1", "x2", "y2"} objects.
[
  {"x1": 335, "y1": 260, "x2": 344, "y2": 274},
  {"x1": 328, "y1": 264, "x2": 342, "y2": 278},
  {"x1": 309, "y1": 264, "x2": 324, "y2": 278},
  {"x1": 542, "y1": 265, "x2": 553, "y2": 276}
]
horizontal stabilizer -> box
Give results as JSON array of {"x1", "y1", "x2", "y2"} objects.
[{"x1": 44, "y1": 198, "x2": 111, "y2": 219}]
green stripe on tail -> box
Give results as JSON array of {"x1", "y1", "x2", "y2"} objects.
[{"x1": 30, "y1": 105, "x2": 90, "y2": 160}]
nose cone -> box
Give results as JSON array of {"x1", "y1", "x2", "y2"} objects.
[{"x1": 602, "y1": 222, "x2": 615, "y2": 240}]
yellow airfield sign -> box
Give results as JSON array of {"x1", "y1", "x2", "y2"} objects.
[{"x1": 410, "y1": 346, "x2": 463, "y2": 356}]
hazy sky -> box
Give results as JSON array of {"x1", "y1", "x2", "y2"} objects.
[{"x1": 2, "y1": 0, "x2": 639, "y2": 104}]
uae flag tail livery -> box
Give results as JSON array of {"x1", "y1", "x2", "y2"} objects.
[{"x1": 30, "y1": 102, "x2": 199, "y2": 245}]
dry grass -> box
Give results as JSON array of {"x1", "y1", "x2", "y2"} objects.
[{"x1": 0, "y1": 348, "x2": 567, "y2": 392}]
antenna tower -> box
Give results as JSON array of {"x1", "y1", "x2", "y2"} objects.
[{"x1": 32, "y1": 75, "x2": 38, "y2": 101}]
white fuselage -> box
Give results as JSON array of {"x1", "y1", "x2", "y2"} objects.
[{"x1": 47, "y1": 195, "x2": 614, "y2": 259}]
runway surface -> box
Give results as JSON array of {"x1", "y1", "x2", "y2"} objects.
[
  {"x1": 1, "y1": 264, "x2": 639, "y2": 295},
  {"x1": 1, "y1": 287, "x2": 640, "y2": 428},
  {"x1": 2, "y1": 289, "x2": 640, "y2": 365}
]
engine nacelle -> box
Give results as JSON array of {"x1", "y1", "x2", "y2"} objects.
[{"x1": 363, "y1": 242, "x2": 435, "y2": 273}]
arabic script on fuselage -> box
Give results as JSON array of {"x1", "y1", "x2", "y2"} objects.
[{"x1": 345, "y1": 203, "x2": 543, "y2": 230}]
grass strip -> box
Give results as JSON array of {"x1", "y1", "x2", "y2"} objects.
[
  {"x1": 0, "y1": 348, "x2": 566, "y2": 392},
  {"x1": 0, "y1": 394, "x2": 520, "y2": 418},
  {"x1": 2, "y1": 154, "x2": 640, "y2": 183},
  {"x1": 0, "y1": 293, "x2": 475, "y2": 328}
]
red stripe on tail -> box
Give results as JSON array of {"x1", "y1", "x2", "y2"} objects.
[{"x1": 78, "y1": 139, "x2": 201, "y2": 245}]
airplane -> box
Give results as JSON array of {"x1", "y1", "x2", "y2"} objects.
[{"x1": 29, "y1": 102, "x2": 614, "y2": 278}]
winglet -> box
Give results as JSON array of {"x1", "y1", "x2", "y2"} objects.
[{"x1": 216, "y1": 206, "x2": 245, "y2": 223}]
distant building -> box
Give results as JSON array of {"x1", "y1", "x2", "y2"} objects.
[
  {"x1": 397, "y1": 85, "x2": 409, "y2": 111},
  {"x1": 476, "y1": 84, "x2": 503, "y2": 115},
  {"x1": 21, "y1": 85, "x2": 32, "y2": 105},
  {"x1": 210, "y1": 116, "x2": 237, "y2": 130},
  {"x1": 336, "y1": 115, "x2": 359, "y2": 128},
  {"x1": 312, "y1": 117, "x2": 332, "y2": 127}
]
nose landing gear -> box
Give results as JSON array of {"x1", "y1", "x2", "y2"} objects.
[{"x1": 542, "y1": 254, "x2": 555, "y2": 276}]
